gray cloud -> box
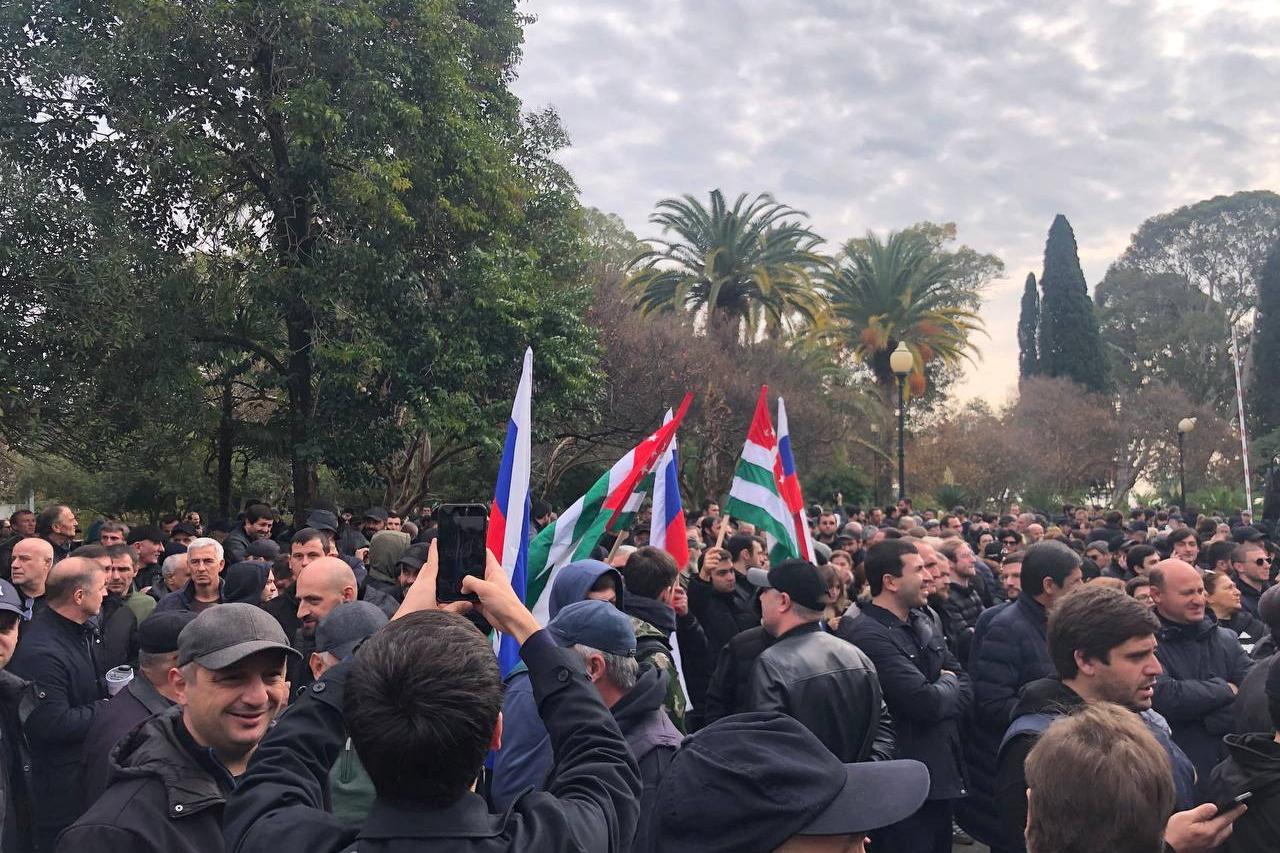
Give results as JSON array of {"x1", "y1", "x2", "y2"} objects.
[{"x1": 512, "y1": 0, "x2": 1280, "y2": 405}]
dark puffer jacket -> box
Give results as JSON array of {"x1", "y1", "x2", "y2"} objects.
[
  {"x1": 1153, "y1": 613, "x2": 1254, "y2": 778},
  {"x1": 1203, "y1": 733, "x2": 1280, "y2": 853},
  {"x1": 55, "y1": 707, "x2": 233, "y2": 853}
]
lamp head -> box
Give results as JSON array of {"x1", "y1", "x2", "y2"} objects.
[
  {"x1": 1177, "y1": 417, "x2": 1197, "y2": 434},
  {"x1": 889, "y1": 342, "x2": 914, "y2": 377}
]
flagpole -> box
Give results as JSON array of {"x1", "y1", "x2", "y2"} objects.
[{"x1": 1231, "y1": 325, "x2": 1253, "y2": 511}]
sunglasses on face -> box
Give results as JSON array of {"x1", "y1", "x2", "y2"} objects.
[{"x1": 1248, "y1": 557, "x2": 1273, "y2": 567}]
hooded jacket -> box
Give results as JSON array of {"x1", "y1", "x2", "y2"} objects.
[
  {"x1": 602, "y1": 664, "x2": 681, "y2": 853},
  {"x1": 222, "y1": 562, "x2": 268, "y2": 605},
  {"x1": 1235, "y1": 655, "x2": 1277, "y2": 735},
  {"x1": 490, "y1": 560, "x2": 624, "y2": 809},
  {"x1": 995, "y1": 678, "x2": 1196, "y2": 851},
  {"x1": 1204, "y1": 733, "x2": 1280, "y2": 853},
  {"x1": 0, "y1": 670, "x2": 36, "y2": 853},
  {"x1": 56, "y1": 707, "x2": 233, "y2": 853},
  {"x1": 365, "y1": 531, "x2": 411, "y2": 593},
  {"x1": 1153, "y1": 612, "x2": 1255, "y2": 778}
]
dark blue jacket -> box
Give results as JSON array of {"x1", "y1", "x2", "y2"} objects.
[
  {"x1": 154, "y1": 579, "x2": 224, "y2": 613},
  {"x1": 960, "y1": 593, "x2": 1053, "y2": 847},
  {"x1": 222, "y1": 631, "x2": 641, "y2": 853},
  {"x1": 1153, "y1": 612, "x2": 1255, "y2": 779},
  {"x1": 836, "y1": 603, "x2": 971, "y2": 799},
  {"x1": 8, "y1": 608, "x2": 108, "y2": 838}
]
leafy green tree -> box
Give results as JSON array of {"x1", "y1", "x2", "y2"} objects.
[
  {"x1": 1018, "y1": 273, "x2": 1039, "y2": 379},
  {"x1": 1252, "y1": 241, "x2": 1280, "y2": 441},
  {"x1": 1037, "y1": 215, "x2": 1110, "y2": 393},
  {"x1": 628, "y1": 191, "x2": 826, "y2": 343},
  {"x1": 0, "y1": 1, "x2": 598, "y2": 517},
  {"x1": 822, "y1": 228, "x2": 991, "y2": 496}
]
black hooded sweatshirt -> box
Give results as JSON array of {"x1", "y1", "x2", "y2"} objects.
[{"x1": 1204, "y1": 732, "x2": 1280, "y2": 853}]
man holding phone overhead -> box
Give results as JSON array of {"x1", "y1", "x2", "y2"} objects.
[{"x1": 223, "y1": 540, "x2": 642, "y2": 853}]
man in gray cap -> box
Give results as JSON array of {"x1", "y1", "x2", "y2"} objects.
[
  {"x1": 309, "y1": 601, "x2": 388, "y2": 827},
  {"x1": 57, "y1": 603, "x2": 298, "y2": 853},
  {"x1": 0, "y1": 577, "x2": 37, "y2": 853}
]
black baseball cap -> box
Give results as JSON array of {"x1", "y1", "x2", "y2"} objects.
[
  {"x1": 128, "y1": 525, "x2": 166, "y2": 545},
  {"x1": 1232, "y1": 525, "x2": 1266, "y2": 544},
  {"x1": 396, "y1": 542, "x2": 431, "y2": 572},
  {"x1": 314, "y1": 601, "x2": 388, "y2": 661},
  {"x1": 177, "y1": 603, "x2": 300, "y2": 669},
  {"x1": 138, "y1": 611, "x2": 198, "y2": 654},
  {"x1": 650, "y1": 712, "x2": 928, "y2": 852},
  {"x1": 747, "y1": 560, "x2": 831, "y2": 611}
]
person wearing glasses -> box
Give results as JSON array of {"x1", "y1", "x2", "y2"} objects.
[{"x1": 1230, "y1": 539, "x2": 1274, "y2": 621}]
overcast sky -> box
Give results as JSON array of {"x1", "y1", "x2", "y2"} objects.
[{"x1": 510, "y1": 0, "x2": 1280, "y2": 406}]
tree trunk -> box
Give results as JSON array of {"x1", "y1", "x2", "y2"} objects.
[
  {"x1": 285, "y1": 299, "x2": 315, "y2": 526},
  {"x1": 216, "y1": 375, "x2": 235, "y2": 519}
]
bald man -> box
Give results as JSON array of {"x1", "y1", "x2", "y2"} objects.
[
  {"x1": 11, "y1": 536, "x2": 55, "y2": 619},
  {"x1": 1149, "y1": 558, "x2": 1254, "y2": 778},
  {"x1": 9, "y1": 557, "x2": 109, "y2": 847},
  {"x1": 290, "y1": 558, "x2": 358, "y2": 694}
]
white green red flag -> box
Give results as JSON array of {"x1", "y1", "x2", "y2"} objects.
[
  {"x1": 725, "y1": 386, "x2": 800, "y2": 564},
  {"x1": 526, "y1": 394, "x2": 693, "y2": 623}
]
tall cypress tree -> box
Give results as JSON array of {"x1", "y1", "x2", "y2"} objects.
[
  {"x1": 1252, "y1": 240, "x2": 1280, "y2": 439},
  {"x1": 1037, "y1": 214, "x2": 1111, "y2": 392},
  {"x1": 1018, "y1": 272, "x2": 1039, "y2": 379}
]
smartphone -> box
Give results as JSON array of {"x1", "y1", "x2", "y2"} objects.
[
  {"x1": 436, "y1": 503, "x2": 489, "y2": 601},
  {"x1": 1213, "y1": 790, "x2": 1252, "y2": 813}
]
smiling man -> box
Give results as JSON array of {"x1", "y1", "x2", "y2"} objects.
[
  {"x1": 1150, "y1": 558, "x2": 1254, "y2": 779},
  {"x1": 994, "y1": 585, "x2": 1196, "y2": 850},
  {"x1": 57, "y1": 603, "x2": 297, "y2": 853}
]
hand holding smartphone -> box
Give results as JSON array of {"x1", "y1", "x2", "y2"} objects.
[{"x1": 435, "y1": 503, "x2": 489, "y2": 602}]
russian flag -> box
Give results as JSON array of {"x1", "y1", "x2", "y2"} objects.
[
  {"x1": 650, "y1": 409, "x2": 688, "y2": 569},
  {"x1": 776, "y1": 397, "x2": 815, "y2": 562},
  {"x1": 488, "y1": 347, "x2": 533, "y2": 675}
]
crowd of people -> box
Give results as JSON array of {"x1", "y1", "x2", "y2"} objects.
[{"x1": 0, "y1": 497, "x2": 1276, "y2": 852}]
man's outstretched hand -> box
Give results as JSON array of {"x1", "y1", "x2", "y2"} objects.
[
  {"x1": 393, "y1": 539, "x2": 473, "y2": 620},
  {"x1": 462, "y1": 549, "x2": 541, "y2": 645}
]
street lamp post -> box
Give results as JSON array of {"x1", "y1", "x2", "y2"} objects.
[
  {"x1": 1177, "y1": 417, "x2": 1197, "y2": 509},
  {"x1": 889, "y1": 342, "x2": 914, "y2": 502}
]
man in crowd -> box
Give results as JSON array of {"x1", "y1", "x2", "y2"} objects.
[
  {"x1": 1231, "y1": 539, "x2": 1274, "y2": 621},
  {"x1": 222, "y1": 538, "x2": 642, "y2": 852},
  {"x1": 838, "y1": 539, "x2": 971, "y2": 852},
  {"x1": 724, "y1": 532, "x2": 764, "y2": 611},
  {"x1": 290, "y1": 556, "x2": 360, "y2": 694},
  {"x1": 1169, "y1": 528, "x2": 1201, "y2": 564},
  {"x1": 81, "y1": 610, "x2": 197, "y2": 802},
  {"x1": 0, "y1": 577, "x2": 35, "y2": 853},
  {"x1": 36, "y1": 505, "x2": 77, "y2": 564},
  {"x1": 156, "y1": 537, "x2": 226, "y2": 613},
  {"x1": 8, "y1": 557, "x2": 108, "y2": 849},
  {"x1": 688, "y1": 546, "x2": 757, "y2": 654},
  {"x1": 264, "y1": 527, "x2": 327, "y2": 641},
  {"x1": 1083, "y1": 540, "x2": 1111, "y2": 579},
  {"x1": 106, "y1": 543, "x2": 155, "y2": 624},
  {"x1": 551, "y1": 598, "x2": 683, "y2": 851},
  {"x1": 814, "y1": 512, "x2": 840, "y2": 546},
  {"x1": 646, "y1": 713, "x2": 929, "y2": 853},
  {"x1": 128, "y1": 526, "x2": 168, "y2": 592},
  {"x1": 963, "y1": 541, "x2": 1083, "y2": 847},
  {"x1": 58, "y1": 604, "x2": 297, "y2": 852},
  {"x1": 939, "y1": 538, "x2": 984, "y2": 661},
  {"x1": 995, "y1": 585, "x2": 1197, "y2": 850},
  {"x1": 97, "y1": 521, "x2": 129, "y2": 547},
  {"x1": 154, "y1": 552, "x2": 190, "y2": 601},
  {"x1": 10, "y1": 537, "x2": 53, "y2": 620},
  {"x1": 358, "y1": 507, "x2": 389, "y2": 541},
  {"x1": 79, "y1": 542, "x2": 138, "y2": 672},
  {"x1": 747, "y1": 558, "x2": 895, "y2": 763},
  {"x1": 1150, "y1": 558, "x2": 1254, "y2": 778},
  {"x1": 1206, "y1": 660, "x2": 1280, "y2": 853},
  {"x1": 222, "y1": 503, "x2": 274, "y2": 565},
  {"x1": 1236, "y1": 586, "x2": 1280, "y2": 733}
]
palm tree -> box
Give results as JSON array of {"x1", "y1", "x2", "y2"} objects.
[
  {"x1": 628, "y1": 190, "x2": 826, "y2": 343},
  {"x1": 822, "y1": 229, "x2": 985, "y2": 495}
]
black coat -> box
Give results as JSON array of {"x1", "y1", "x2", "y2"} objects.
[
  {"x1": 836, "y1": 603, "x2": 971, "y2": 798},
  {"x1": 1204, "y1": 733, "x2": 1280, "y2": 853},
  {"x1": 687, "y1": 576, "x2": 758, "y2": 656},
  {"x1": 222, "y1": 527, "x2": 255, "y2": 565},
  {"x1": 80, "y1": 676, "x2": 174, "y2": 805},
  {"x1": 702, "y1": 626, "x2": 774, "y2": 725},
  {"x1": 0, "y1": 670, "x2": 37, "y2": 853},
  {"x1": 57, "y1": 707, "x2": 232, "y2": 853},
  {"x1": 7, "y1": 608, "x2": 107, "y2": 837},
  {"x1": 1236, "y1": 577, "x2": 1273, "y2": 621},
  {"x1": 96, "y1": 595, "x2": 138, "y2": 674},
  {"x1": 223, "y1": 632, "x2": 640, "y2": 853},
  {"x1": 1234, "y1": 655, "x2": 1277, "y2": 735},
  {"x1": 1153, "y1": 613, "x2": 1255, "y2": 778}
]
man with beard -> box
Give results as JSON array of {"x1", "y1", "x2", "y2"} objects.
[
  {"x1": 290, "y1": 557, "x2": 358, "y2": 695},
  {"x1": 222, "y1": 504, "x2": 274, "y2": 565},
  {"x1": 995, "y1": 585, "x2": 1197, "y2": 850}
]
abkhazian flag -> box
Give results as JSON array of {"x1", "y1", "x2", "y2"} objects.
[
  {"x1": 526, "y1": 394, "x2": 694, "y2": 624},
  {"x1": 650, "y1": 408, "x2": 689, "y2": 569},
  {"x1": 487, "y1": 348, "x2": 532, "y2": 675},
  {"x1": 725, "y1": 386, "x2": 800, "y2": 564},
  {"x1": 776, "y1": 396, "x2": 815, "y2": 563}
]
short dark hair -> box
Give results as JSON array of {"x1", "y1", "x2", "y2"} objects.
[
  {"x1": 1168, "y1": 528, "x2": 1197, "y2": 547},
  {"x1": 1232, "y1": 542, "x2": 1267, "y2": 564},
  {"x1": 244, "y1": 503, "x2": 273, "y2": 524},
  {"x1": 345, "y1": 611, "x2": 500, "y2": 807},
  {"x1": 1021, "y1": 541, "x2": 1082, "y2": 598},
  {"x1": 35, "y1": 504, "x2": 67, "y2": 537},
  {"x1": 725, "y1": 533, "x2": 757, "y2": 564},
  {"x1": 1048, "y1": 584, "x2": 1159, "y2": 678},
  {"x1": 1125, "y1": 576, "x2": 1150, "y2": 596},
  {"x1": 291, "y1": 527, "x2": 328, "y2": 548},
  {"x1": 8, "y1": 509, "x2": 32, "y2": 524},
  {"x1": 106, "y1": 543, "x2": 137, "y2": 566},
  {"x1": 1202, "y1": 540, "x2": 1236, "y2": 569},
  {"x1": 621, "y1": 546, "x2": 679, "y2": 600},
  {"x1": 1126, "y1": 544, "x2": 1157, "y2": 569},
  {"x1": 865, "y1": 539, "x2": 920, "y2": 597}
]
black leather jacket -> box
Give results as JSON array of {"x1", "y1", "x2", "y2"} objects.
[
  {"x1": 0, "y1": 670, "x2": 37, "y2": 853},
  {"x1": 747, "y1": 621, "x2": 896, "y2": 762}
]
